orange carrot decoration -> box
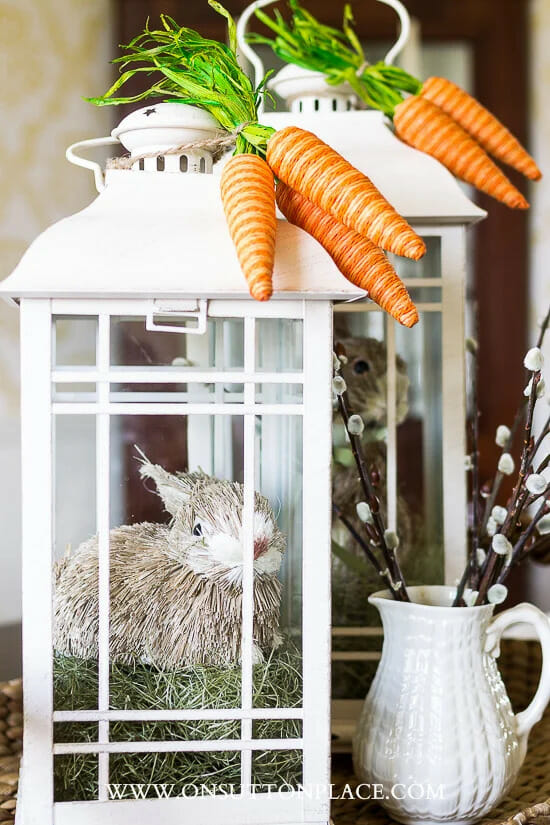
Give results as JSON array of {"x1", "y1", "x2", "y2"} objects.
[
  {"x1": 393, "y1": 96, "x2": 529, "y2": 210},
  {"x1": 277, "y1": 182, "x2": 418, "y2": 328},
  {"x1": 267, "y1": 126, "x2": 426, "y2": 261},
  {"x1": 253, "y1": 2, "x2": 541, "y2": 208},
  {"x1": 221, "y1": 154, "x2": 276, "y2": 301},
  {"x1": 421, "y1": 76, "x2": 541, "y2": 182}
]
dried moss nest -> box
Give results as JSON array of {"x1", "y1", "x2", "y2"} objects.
[{"x1": 53, "y1": 645, "x2": 303, "y2": 801}]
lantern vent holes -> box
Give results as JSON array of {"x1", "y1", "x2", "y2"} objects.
[
  {"x1": 292, "y1": 95, "x2": 355, "y2": 114},
  {"x1": 132, "y1": 153, "x2": 212, "y2": 175}
]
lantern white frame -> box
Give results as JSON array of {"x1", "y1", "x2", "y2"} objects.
[
  {"x1": 246, "y1": 20, "x2": 486, "y2": 737},
  {"x1": 15, "y1": 295, "x2": 333, "y2": 825},
  {"x1": 330, "y1": 224, "x2": 470, "y2": 742},
  {"x1": 5, "y1": 9, "x2": 489, "y2": 801}
]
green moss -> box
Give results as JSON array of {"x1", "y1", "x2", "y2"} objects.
[{"x1": 53, "y1": 646, "x2": 302, "y2": 801}]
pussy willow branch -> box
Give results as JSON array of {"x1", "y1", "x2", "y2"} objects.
[
  {"x1": 336, "y1": 391, "x2": 409, "y2": 601},
  {"x1": 537, "y1": 305, "x2": 550, "y2": 349},
  {"x1": 479, "y1": 430, "x2": 515, "y2": 539},
  {"x1": 496, "y1": 491, "x2": 550, "y2": 585},
  {"x1": 471, "y1": 354, "x2": 481, "y2": 566},
  {"x1": 530, "y1": 410, "x2": 550, "y2": 465},
  {"x1": 476, "y1": 371, "x2": 541, "y2": 605},
  {"x1": 454, "y1": 346, "x2": 481, "y2": 606},
  {"x1": 476, "y1": 306, "x2": 550, "y2": 551},
  {"x1": 332, "y1": 503, "x2": 396, "y2": 594},
  {"x1": 500, "y1": 372, "x2": 541, "y2": 531}
]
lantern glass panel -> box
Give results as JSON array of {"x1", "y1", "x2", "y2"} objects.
[
  {"x1": 332, "y1": 235, "x2": 445, "y2": 700},
  {"x1": 51, "y1": 307, "x2": 307, "y2": 804},
  {"x1": 109, "y1": 316, "x2": 245, "y2": 370},
  {"x1": 254, "y1": 413, "x2": 303, "y2": 709},
  {"x1": 54, "y1": 415, "x2": 97, "y2": 561},
  {"x1": 55, "y1": 316, "x2": 97, "y2": 367},
  {"x1": 252, "y1": 749, "x2": 303, "y2": 790},
  {"x1": 256, "y1": 318, "x2": 303, "y2": 372},
  {"x1": 388, "y1": 235, "x2": 441, "y2": 280},
  {"x1": 54, "y1": 755, "x2": 98, "y2": 802}
]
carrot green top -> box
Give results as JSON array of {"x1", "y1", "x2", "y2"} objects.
[
  {"x1": 248, "y1": 0, "x2": 421, "y2": 117},
  {"x1": 88, "y1": 1, "x2": 275, "y2": 156}
]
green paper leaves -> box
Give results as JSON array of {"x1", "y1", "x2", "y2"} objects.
[
  {"x1": 87, "y1": 6, "x2": 275, "y2": 156},
  {"x1": 248, "y1": 0, "x2": 422, "y2": 117}
]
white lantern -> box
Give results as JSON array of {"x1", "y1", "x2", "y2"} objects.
[
  {"x1": 1, "y1": 104, "x2": 369, "y2": 825},
  {"x1": 236, "y1": 19, "x2": 487, "y2": 740}
]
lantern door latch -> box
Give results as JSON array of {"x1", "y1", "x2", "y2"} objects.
[{"x1": 146, "y1": 299, "x2": 208, "y2": 335}]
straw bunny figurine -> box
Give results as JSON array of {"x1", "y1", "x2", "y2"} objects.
[
  {"x1": 54, "y1": 454, "x2": 286, "y2": 669},
  {"x1": 332, "y1": 335, "x2": 412, "y2": 546}
]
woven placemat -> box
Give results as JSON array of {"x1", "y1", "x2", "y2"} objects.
[{"x1": 2, "y1": 639, "x2": 549, "y2": 824}]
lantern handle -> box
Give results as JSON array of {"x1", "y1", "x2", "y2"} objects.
[
  {"x1": 236, "y1": 0, "x2": 412, "y2": 96},
  {"x1": 146, "y1": 300, "x2": 208, "y2": 335},
  {"x1": 236, "y1": 0, "x2": 275, "y2": 112},
  {"x1": 378, "y1": 0, "x2": 411, "y2": 65},
  {"x1": 66, "y1": 137, "x2": 120, "y2": 193}
]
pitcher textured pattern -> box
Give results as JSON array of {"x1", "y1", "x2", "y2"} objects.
[{"x1": 353, "y1": 586, "x2": 550, "y2": 824}]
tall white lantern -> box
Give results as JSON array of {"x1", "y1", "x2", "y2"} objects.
[
  {"x1": 255, "y1": 59, "x2": 487, "y2": 740},
  {"x1": 1, "y1": 104, "x2": 368, "y2": 825}
]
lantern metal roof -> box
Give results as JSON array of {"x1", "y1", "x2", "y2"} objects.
[
  {"x1": 0, "y1": 87, "x2": 485, "y2": 302},
  {"x1": 262, "y1": 67, "x2": 486, "y2": 225}
]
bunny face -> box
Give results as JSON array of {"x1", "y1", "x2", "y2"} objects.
[
  {"x1": 138, "y1": 454, "x2": 286, "y2": 582},
  {"x1": 171, "y1": 479, "x2": 286, "y2": 582},
  {"x1": 336, "y1": 337, "x2": 409, "y2": 427}
]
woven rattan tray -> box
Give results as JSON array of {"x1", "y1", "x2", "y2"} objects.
[{"x1": 2, "y1": 639, "x2": 549, "y2": 825}]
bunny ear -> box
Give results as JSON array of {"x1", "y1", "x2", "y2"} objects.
[{"x1": 135, "y1": 448, "x2": 208, "y2": 518}]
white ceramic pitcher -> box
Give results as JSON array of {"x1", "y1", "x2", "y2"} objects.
[{"x1": 353, "y1": 585, "x2": 550, "y2": 825}]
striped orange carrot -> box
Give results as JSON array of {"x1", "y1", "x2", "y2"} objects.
[
  {"x1": 277, "y1": 182, "x2": 418, "y2": 328},
  {"x1": 220, "y1": 154, "x2": 276, "y2": 301},
  {"x1": 393, "y1": 96, "x2": 529, "y2": 209},
  {"x1": 266, "y1": 126, "x2": 426, "y2": 261},
  {"x1": 421, "y1": 76, "x2": 541, "y2": 182}
]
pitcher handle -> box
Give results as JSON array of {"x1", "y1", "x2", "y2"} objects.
[{"x1": 485, "y1": 602, "x2": 550, "y2": 741}]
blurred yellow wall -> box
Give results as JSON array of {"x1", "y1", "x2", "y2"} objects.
[{"x1": 0, "y1": 0, "x2": 114, "y2": 628}]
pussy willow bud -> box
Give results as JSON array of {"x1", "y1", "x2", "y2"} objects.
[
  {"x1": 491, "y1": 506, "x2": 507, "y2": 525},
  {"x1": 526, "y1": 474, "x2": 548, "y2": 496},
  {"x1": 356, "y1": 501, "x2": 373, "y2": 525},
  {"x1": 524, "y1": 347, "x2": 544, "y2": 372},
  {"x1": 384, "y1": 530, "x2": 399, "y2": 550},
  {"x1": 332, "y1": 375, "x2": 346, "y2": 396},
  {"x1": 347, "y1": 415, "x2": 364, "y2": 436},
  {"x1": 495, "y1": 425, "x2": 511, "y2": 448},
  {"x1": 498, "y1": 453, "x2": 515, "y2": 476},
  {"x1": 492, "y1": 534, "x2": 512, "y2": 556},
  {"x1": 488, "y1": 584, "x2": 508, "y2": 605}
]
